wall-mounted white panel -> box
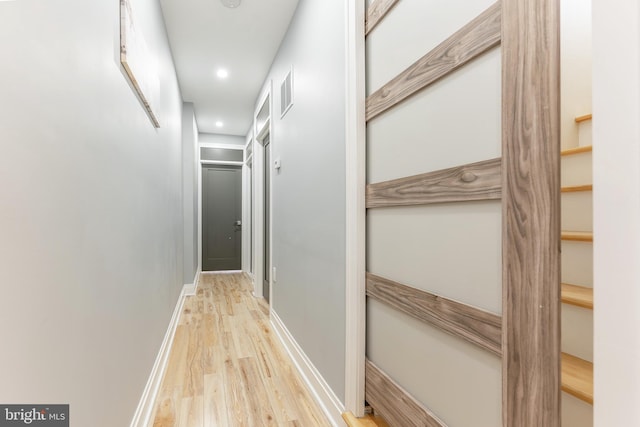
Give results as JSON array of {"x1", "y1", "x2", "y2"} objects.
[
  {"x1": 367, "y1": 300, "x2": 501, "y2": 426},
  {"x1": 367, "y1": 201, "x2": 501, "y2": 314},
  {"x1": 562, "y1": 241, "x2": 593, "y2": 287},
  {"x1": 367, "y1": 48, "x2": 501, "y2": 184},
  {"x1": 366, "y1": 0, "x2": 497, "y2": 94},
  {"x1": 562, "y1": 304, "x2": 594, "y2": 362}
]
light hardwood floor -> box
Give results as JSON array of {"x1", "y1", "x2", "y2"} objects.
[{"x1": 149, "y1": 272, "x2": 332, "y2": 427}]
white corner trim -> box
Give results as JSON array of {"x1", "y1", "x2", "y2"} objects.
[
  {"x1": 183, "y1": 268, "x2": 201, "y2": 296},
  {"x1": 344, "y1": 0, "x2": 367, "y2": 418},
  {"x1": 270, "y1": 311, "x2": 346, "y2": 427},
  {"x1": 129, "y1": 285, "x2": 191, "y2": 427}
]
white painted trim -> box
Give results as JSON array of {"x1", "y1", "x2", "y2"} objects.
[
  {"x1": 270, "y1": 311, "x2": 346, "y2": 427},
  {"x1": 182, "y1": 268, "x2": 201, "y2": 296},
  {"x1": 129, "y1": 285, "x2": 191, "y2": 427},
  {"x1": 199, "y1": 160, "x2": 244, "y2": 166},
  {"x1": 343, "y1": 0, "x2": 366, "y2": 417},
  {"x1": 200, "y1": 270, "x2": 243, "y2": 274},
  {"x1": 242, "y1": 131, "x2": 253, "y2": 274},
  {"x1": 593, "y1": 1, "x2": 640, "y2": 424},
  {"x1": 197, "y1": 141, "x2": 203, "y2": 281},
  {"x1": 256, "y1": 117, "x2": 271, "y2": 142},
  {"x1": 198, "y1": 142, "x2": 245, "y2": 150},
  {"x1": 251, "y1": 80, "x2": 273, "y2": 300}
]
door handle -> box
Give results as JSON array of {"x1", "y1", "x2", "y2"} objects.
[{"x1": 234, "y1": 220, "x2": 242, "y2": 226}]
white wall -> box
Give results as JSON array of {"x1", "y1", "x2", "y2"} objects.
[
  {"x1": 561, "y1": 0, "x2": 592, "y2": 149},
  {"x1": 183, "y1": 103, "x2": 199, "y2": 283},
  {"x1": 592, "y1": 1, "x2": 640, "y2": 425},
  {"x1": 0, "y1": 1, "x2": 184, "y2": 426},
  {"x1": 258, "y1": 0, "x2": 347, "y2": 402}
]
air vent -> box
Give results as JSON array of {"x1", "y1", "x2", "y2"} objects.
[{"x1": 280, "y1": 67, "x2": 293, "y2": 118}]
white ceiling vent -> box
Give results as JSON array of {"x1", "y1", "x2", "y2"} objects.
[{"x1": 280, "y1": 67, "x2": 293, "y2": 118}]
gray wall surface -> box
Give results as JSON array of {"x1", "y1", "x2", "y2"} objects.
[
  {"x1": 0, "y1": 1, "x2": 184, "y2": 426},
  {"x1": 261, "y1": 0, "x2": 347, "y2": 402},
  {"x1": 183, "y1": 103, "x2": 199, "y2": 283}
]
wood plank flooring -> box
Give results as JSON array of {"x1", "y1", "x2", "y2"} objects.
[{"x1": 149, "y1": 272, "x2": 331, "y2": 427}]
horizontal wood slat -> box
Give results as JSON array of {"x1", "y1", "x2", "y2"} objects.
[
  {"x1": 561, "y1": 231, "x2": 593, "y2": 242},
  {"x1": 561, "y1": 283, "x2": 593, "y2": 309},
  {"x1": 575, "y1": 114, "x2": 592, "y2": 123},
  {"x1": 561, "y1": 145, "x2": 592, "y2": 156},
  {"x1": 342, "y1": 412, "x2": 389, "y2": 427},
  {"x1": 366, "y1": 273, "x2": 502, "y2": 356},
  {"x1": 561, "y1": 353, "x2": 594, "y2": 404},
  {"x1": 366, "y1": 2, "x2": 501, "y2": 121},
  {"x1": 561, "y1": 184, "x2": 592, "y2": 193},
  {"x1": 366, "y1": 158, "x2": 501, "y2": 208},
  {"x1": 365, "y1": 0, "x2": 400, "y2": 36},
  {"x1": 365, "y1": 360, "x2": 446, "y2": 427}
]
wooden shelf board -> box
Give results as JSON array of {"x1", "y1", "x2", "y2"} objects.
[
  {"x1": 561, "y1": 283, "x2": 593, "y2": 309},
  {"x1": 561, "y1": 184, "x2": 592, "y2": 193},
  {"x1": 342, "y1": 412, "x2": 389, "y2": 427},
  {"x1": 561, "y1": 145, "x2": 592, "y2": 156},
  {"x1": 562, "y1": 231, "x2": 593, "y2": 242},
  {"x1": 575, "y1": 114, "x2": 593, "y2": 123},
  {"x1": 562, "y1": 352, "x2": 594, "y2": 404}
]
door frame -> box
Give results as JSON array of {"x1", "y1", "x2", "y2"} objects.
[
  {"x1": 197, "y1": 146, "x2": 244, "y2": 276},
  {"x1": 250, "y1": 81, "x2": 273, "y2": 303},
  {"x1": 242, "y1": 131, "x2": 254, "y2": 276},
  {"x1": 344, "y1": 0, "x2": 366, "y2": 417},
  {"x1": 200, "y1": 163, "x2": 243, "y2": 271}
]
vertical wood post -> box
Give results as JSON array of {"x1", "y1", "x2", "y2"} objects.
[{"x1": 502, "y1": 0, "x2": 561, "y2": 425}]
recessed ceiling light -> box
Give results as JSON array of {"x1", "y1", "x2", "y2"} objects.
[
  {"x1": 220, "y1": 0, "x2": 241, "y2": 8},
  {"x1": 215, "y1": 121, "x2": 224, "y2": 128},
  {"x1": 216, "y1": 69, "x2": 229, "y2": 79}
]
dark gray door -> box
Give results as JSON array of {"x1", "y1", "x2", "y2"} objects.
[
  {"x1": 264, "y1": 137, "x2": 271, "y2": 303},
  {"x1": 202, "y1": 165, "x2": 242, "y2": 271}
]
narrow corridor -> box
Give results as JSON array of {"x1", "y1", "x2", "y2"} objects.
[{"x1": 150, "y1": 273, "x2": 331, "y2": 426}]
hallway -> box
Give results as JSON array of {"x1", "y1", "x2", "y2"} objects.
[{"x1": 150, "y1": 273, "x2": 331, "y2": 427}]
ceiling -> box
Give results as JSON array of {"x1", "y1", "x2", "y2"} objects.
[{"x1": 160, "y1": 0, "x2": 300, "y2": 136}]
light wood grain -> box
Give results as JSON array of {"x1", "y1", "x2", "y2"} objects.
[
  {"x1": 366, "y1": 273, "x2": 502, "y2": 356},
  {"x1": 150, "y1": 273, "x2": 330, "y2": 427},
  {"x1": 366, "y1": 158, "x2": 501, "y2": 208},
  {"x1": 561, "y1": 283, "x2": 593, "y2": 309},
  {"x1": 365, "y1": 0, "x2": 400, "y2": 36},
  {"x1": 561, "y1": 231, "x2": 593, "y2": 242},
  {"x1": 366, "y1": 2, "x2": 501, "y2": 121},
  {"x1": 561, "y1": 145, "x2": 592, "y2": 156},
  {"x1": 365, "y1": 360, "x2": 446, "y2": 427},
  {"x1": 561, "y1": 353, "x2": 594, "y2": 404},
  {"x1": 561, "y1": 184, "x2": 592, "y2": 193},
  {"x1": 502, "y1": 0, "x2": 562, "y2": 423},
  {"x1": 342, "y1": 412, "x2": 390, "y2": 427},
  {"x1": 575, "y1": 114, "x2": 592, "y2": 123}
]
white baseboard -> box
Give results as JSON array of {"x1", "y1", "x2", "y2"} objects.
[
  {"x1": 129, "y1": 284, "x2": 192, "y2": 427},
  {"x1": 183, "y1": 268, "x2": 201, "y2": 296},
  {"x1": 270, "y1": 311, "x2": 346, "y2": 427}
]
